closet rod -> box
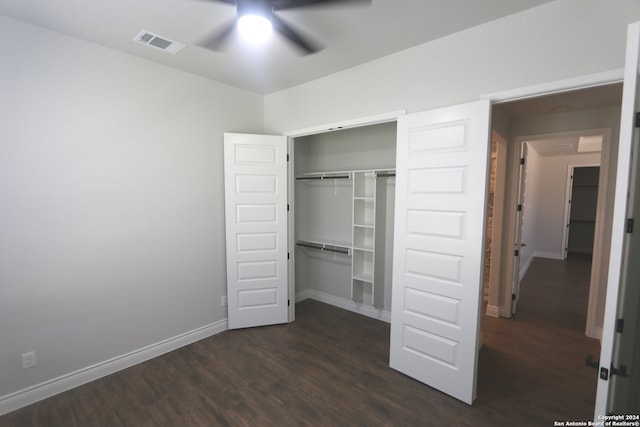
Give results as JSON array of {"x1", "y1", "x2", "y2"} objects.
[
  {"x1": 375, "y1": 171, "x2": 396, "y2": 178},
  {"x1": 296, "y1": 174, "x2": 351, "y2": 181},
  {"x1": 296, "y1": 241, "x2": 350, "y2": 255}
]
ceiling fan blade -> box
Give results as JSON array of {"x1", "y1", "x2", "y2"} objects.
[
  {"x1": 271, "y1": 14, "x2": 323, "y2": 55},
  {"x1": 273, "y1": 0, "x2": 371, "y2": 11},
  {"x1": 196, "y1": 19, "x2": 238, "y2": 51}
]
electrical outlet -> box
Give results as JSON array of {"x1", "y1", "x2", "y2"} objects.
[
  {"x1": 221, "y1": 295, "x2": 228, "y2": 306},
  {"x1": 22, "y1": 351, "x2": 37, "y2": 369}
]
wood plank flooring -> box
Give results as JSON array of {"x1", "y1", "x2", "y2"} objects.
[{"x1": 0, "y1": 255, "x2": 600, "y2": 426}]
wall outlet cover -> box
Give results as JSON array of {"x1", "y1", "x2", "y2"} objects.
[{"x1": 22, "y1": 351, "x2": 37, "y2": 369}]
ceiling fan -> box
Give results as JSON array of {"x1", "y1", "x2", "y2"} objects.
[{"x1": 196, "y1": 0, "x2": 372, "y2": 55}]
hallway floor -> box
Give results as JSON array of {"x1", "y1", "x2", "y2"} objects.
[{"x1": 480, "y1": 254, "x2": 601, "y2": 423}]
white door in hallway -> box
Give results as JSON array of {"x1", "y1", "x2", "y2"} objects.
[
  {"x1": 390, "y1": 99, "x2": 491, "y2": 405},
  {"x1": 511, "y1": 142, "x2": 528, "y2": 315},
  {"x1": 224, "y1": 133, "x2": 289, "y2": 329},
  {"x1": 595, "y1": 21, "x2": 640, "y2": 416}
]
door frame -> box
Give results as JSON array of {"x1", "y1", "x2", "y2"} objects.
[
  {"x1": 502, "y1": 127, "x2": 612, "y2": 340},
  {"x1": 283, "y1": 110, "x2": 406, "y2": 322},
  {"x1": 486, "y1": 71, "x2": 623, "y2": 319}
]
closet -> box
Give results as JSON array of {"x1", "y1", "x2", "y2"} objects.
[
  {"x1": 567, "y1": 166, "x2": 600, "y2": 256},
  {"x1": 224, "y1": 99, "x2": 493, "y2": 404},
  {"x1": 292, "y1": 122, "x2": 397, "y2": 317}
]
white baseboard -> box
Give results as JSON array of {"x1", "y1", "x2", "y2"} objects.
[
  {"x1": 589, "y1": 326, "x2": 603, "y2": 343},
  {"x1": 485, "y1": 304, "x2": 500, "y2": 318},
  {"x1": 296, "y1": 290, "x2": 391, "y2": 323},
  {"x1": 0, "y1": 319, "x2": 228, "y2": 416},
  {"x1": 295, "y1": 289, "x2": 313, "y2": 303},
  {"x1": 519, "y1": 256, "x2": 534, "y2": 281},
  {"x1": 534, "y1": 251, "x2": 565, "y2": 260}
]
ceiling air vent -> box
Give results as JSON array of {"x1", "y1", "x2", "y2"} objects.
[{"x1": 134, "y1": 31, "x2": 185, "y2": 55}]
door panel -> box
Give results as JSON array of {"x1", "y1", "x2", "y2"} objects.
[
  {"x1": 595, "y1": 21, "x2": 640, "y2": 416},
  {"x1": 390, "y1": 100, "x2": 491, "y2": 405},
  {"x1": 224, "y1": 133, "x2": 288, "y2": 329}
]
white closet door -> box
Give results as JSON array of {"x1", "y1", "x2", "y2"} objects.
[
  {"x1": 224, "y1": 133, "x2": 288, "y2": 329},
  {"x1": 390, "y1": 100, "x2": 491, "y2": 405},
  {"x1": 595, "y1": 21, "x2": 640, "y2": 417}
]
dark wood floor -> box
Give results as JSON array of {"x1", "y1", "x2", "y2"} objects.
[{"x1": 1, "y1": 255, "x2": 600, "y2": 426}]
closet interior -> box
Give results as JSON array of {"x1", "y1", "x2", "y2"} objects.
[
  {"x1": 292, "y1": 122, "x2": 397, "y2": 317},
  {"x1": 567, "y1": 166, "x2": 600, "y2": 256}
]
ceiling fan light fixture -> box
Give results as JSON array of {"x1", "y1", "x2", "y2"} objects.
[
  {"x1": 237, "y1": 14, "x2": 272, "y2": 44},
  {"x1": 236, "y1": 0, "x2": 273, "y2": 44}
]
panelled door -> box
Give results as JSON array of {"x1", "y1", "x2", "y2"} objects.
[
  {"x1": 223, "y1": 133, "x2": 289, "y2": 329},
  {"x1": 595, "y1": 21, "x2": 640, "y2": 417},
  {"x1": 390, "y1": 100, "x2": 491, "y2": 405}
]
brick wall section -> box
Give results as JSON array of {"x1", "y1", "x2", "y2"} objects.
[{"x1": 483, "y1": 138, "x2": 497, "y2": 303}]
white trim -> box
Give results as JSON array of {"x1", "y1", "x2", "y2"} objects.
[
  {"x1": 519, "y1": 254, "x2": 534, "y2": 281},
  {"x1": 0, "y1": 319, "x2": 228, "y2": 416},
  {"x1": 533, "y1": 251, "x2": 565, "y2": 260},
  {"x1": 485, "y1": 305, "x2": 500, "y2": 318},
  {"x1": 297, "y1": 290, "x2": 391, "y2": 323},
  {"x1": 295, "y1": 289, "x2": 313, "y2": 302},
  {"x1": 593, "y1": 326, "x2": 603, "y2": 344},
  {"x1": 283, "y1": 110, "x2": 405, "y2": 137},
  {"x1": 483, "y1": 69, "x2": 624, "y2": 103}
]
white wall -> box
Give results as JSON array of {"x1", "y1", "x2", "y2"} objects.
[
  {"x1": 265, "y1": 0, "x2": 640, "y2": 133},
  {"x1": 0, "y1": 15, "x2": 263, "y2": 406}
]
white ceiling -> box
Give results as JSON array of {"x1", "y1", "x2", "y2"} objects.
[{"x1": 0, "y1": 0, "x2": 554, "y2": 94}]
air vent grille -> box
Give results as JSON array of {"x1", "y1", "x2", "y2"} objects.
[{"x1": 134, "y1": 31, "x2": 185, "y2": 55}]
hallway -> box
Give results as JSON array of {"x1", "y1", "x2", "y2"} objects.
[{"x1": 480, "y1": 254, "x2": 601, "y2": 423}]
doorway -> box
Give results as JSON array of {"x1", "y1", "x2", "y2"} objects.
[
  {"x1": 481, "y1": 82, "x2": 623, "y2": 417},
  {"x1": 488, "y1": 83, "x2": 623, "y2": 334},
  {"x1": 565, "y1": 165, "x2": 601, "y2": 258}
]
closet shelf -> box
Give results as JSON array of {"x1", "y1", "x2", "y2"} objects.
[
  {"x1": 296, "y1": 240, "x2": 351, "y2": 256},
  {"x1": 295, "y1": 169, "x2": 396, "y2": 181},
  {"x1": 353, "y1": 273, "x2": 374, "y2": 283},
  {"x1": 353, "y1": 246, "x2": 374, "y2": 253},
  {"x1": 296, "y1": 172, "x2": 351, "y2": 181},
  {"x1": 354, "y1": 225, "x2": 374, "y2": 230},
  {"x1": 375, "y1": 170, "x2": 396, "y2": 178}
]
